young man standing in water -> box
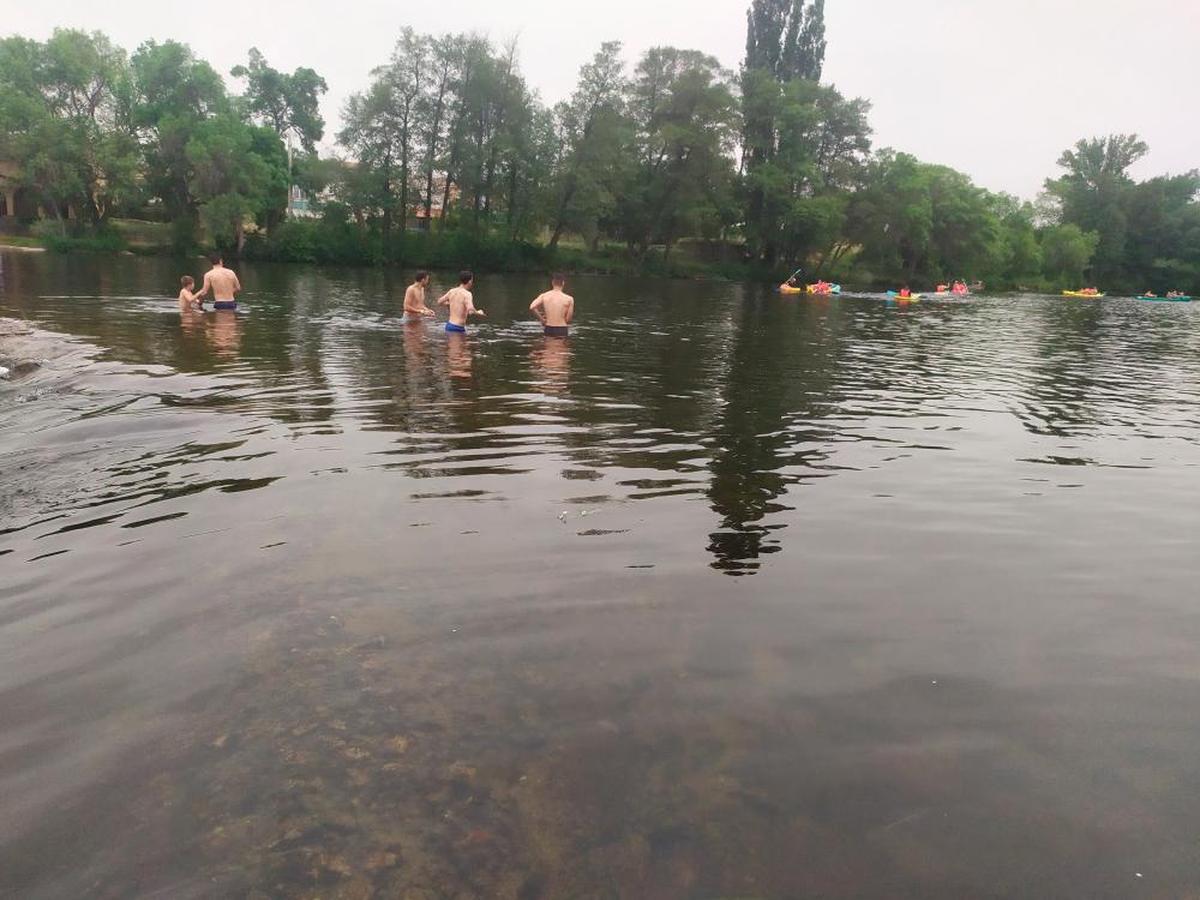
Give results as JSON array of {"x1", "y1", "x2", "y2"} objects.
[
  {"x1": 437, "y1": 270, "x2": 486, "y2": 333},
  {"x1": 194, "y1": 253, "x2": 242, "y2": 310},
  {"x1": 530, "y1": 273, "x2": 574, "y2": 337},
  {"x1": 403, "y1": 271, "x2": 435, "y2": 322}
]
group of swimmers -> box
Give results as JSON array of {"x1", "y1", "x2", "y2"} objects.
[
  {"x1": 178, "y1": 257, "x2": 576, "y2": 338},
  {"x1": 401, "y1": 269, "x2": 575, "y2": 336}
]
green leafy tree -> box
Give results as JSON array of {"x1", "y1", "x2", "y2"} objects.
[
  {"x1": 129, "y1": 39, "x2": 229, "y2": 246},
  {"x1": 987, "y1": 194, "x2": 1043, "y2": 287},
  {"x1": 619, "y1": 47, "x2": 739, "y2": 256},
  {"x1": 187, "y1": 116, "x2": 288, "y2": 253},
  {"x1": 338, "y1": 27, "x2": 434, "y2": 250},
  {"x1": 231, "y1": 48, "x2": 327, "y2": 152},
  {"x1": 339, "y1": 80, "x2": 405, "y2": 244},
  {"x1": 0, "y1": 30, "x2": 139, "y2": 228},
  {"x1": 436, "y1": 34, "x2": 493, "y2": 225},
  {"x1": 547, "y1": 42, "x2": 630, "y2": 250},
  {"x1": 741, "y1": 0, "x2": 828, "y2": 262},
  {"x1": 744, "y1": 0, "x2": 825, "y2": 81},
  {"x1": 1120, "y1": 172, "x2": 1200, "y2": 292},
  {"x1": 847, "y1": 151, "x2": 1002, "y2": 283},
  {"x1": 416, "y1": 34, "x2": 457, "y2": 220},
  {"x1": 1040, "y1": 223, "x2": 1100, "y2": 286},
  {"x1": 502, "y1": 104, "x2": 559, "y2": 240},
  {"x1": 753, "y1": 79, "x2": 871, "y2": 268},
  {"x1": 1044, "y1": 134, "x2": 1147, "y2": 282}
]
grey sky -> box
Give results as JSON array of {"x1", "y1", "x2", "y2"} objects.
[{"x1": 9, "y1": 0, "x2": 1199, "y2": 198}]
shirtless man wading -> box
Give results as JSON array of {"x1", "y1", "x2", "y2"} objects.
[
  {"x1": 437, "y1": 270, "x2": 486, "y2": 333},
  {"x1": 195, "y1": 253, "x2": 242, "y2": 310},
  {"x1": 530, "y1": 273, "x2": 574, "y2": 337},
  {"x1": 403, "y1": 271, "x2": 435, "y2": 321}
]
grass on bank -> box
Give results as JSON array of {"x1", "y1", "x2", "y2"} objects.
[
  {"x1": 8, "y1": 217, "x2": 765, "y2": 280},
  {"x1": 0, "y1": 234, "x2": 43, "y2": 249},
  {"x1": 5, "y1": 217, "x2": 1085, "y2": 292}
]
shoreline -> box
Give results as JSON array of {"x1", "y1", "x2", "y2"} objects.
[{"x1": 0, "y1": 238, "x2": 770, "y2": 284}]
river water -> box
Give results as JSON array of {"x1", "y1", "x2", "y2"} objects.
[{"x1": 2, "y1": 251, "x2": 1200, "y2": 898}]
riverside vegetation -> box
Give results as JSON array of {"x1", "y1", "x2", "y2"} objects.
[{"x1": 1, "y1": 1, "x2": 1197, "y2": 292}]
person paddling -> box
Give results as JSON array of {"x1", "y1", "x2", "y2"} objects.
[{"x1": 530, "y1": 273, "x2": 575, "y2": 337}]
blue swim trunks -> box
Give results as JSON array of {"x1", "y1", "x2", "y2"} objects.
[
  {"x1": 213, "y1": 300, "x2": 237, "y2": 311},
  {"x1": 445, "y1": 322, "x2": 466, "y2": 333}
]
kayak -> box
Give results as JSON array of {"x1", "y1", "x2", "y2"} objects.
[
  {"x1": 807, "y1": 283, "x2": 842, "y2": 295},
  {"x1": 1062, "y1": 290, "x2": 1104, "y2": 298},
  {"x1": 1138, "y1": 295, "x2": 1191, "y2": 302},
  {"x1": 780, "y1": 285, "x2": 805, "y2": 294},
  {"x1": 886, "y1": 291, "x2": 922, "y2": 301}
]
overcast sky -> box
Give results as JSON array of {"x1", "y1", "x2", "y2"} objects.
[{"x1": 8, "y1": 0, "x2": 1198, "y2": 198}]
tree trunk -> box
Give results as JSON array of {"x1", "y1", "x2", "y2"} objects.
[
  {"x1": 400, "y1": 151, "x2": 409, "y2": 239},
  {"x1": 440, "y1": 166, "x2": 454, "y2": 226},
  {"x1": 482, "y1": 140, "x2": 500, "y2": 220},
  {"x1": 548, "y1": 177, "x2": 577, "y2": 251},
  {"x1": 472, "y1": 109, "x2": 486, "y2": 227},
  {"x1": 424, "y1": 84, "x2": 446, "y2": 220},
  {"x1": 506, "y1": 161, "x2": 519, "y2": 240},
  {"x1": 382, "y1": 178, "x2": 392, "y2": 244}
]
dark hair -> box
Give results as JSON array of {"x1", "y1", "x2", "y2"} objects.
[
  {"x1": 551, "y1": 272, "x2": 566, "y2": 286},
  {"x1": 180, "y1": 275, "x2": 194, "y2": 288},
  {"x1": 414, "y1": 270, "x2": 429, "y2": 283},
  {"x1": 209, "y1": 252, "x2": 223, "y2": 265},
  {"x1": 458, "y1": 270, "x2": 474, "y2": 285}
]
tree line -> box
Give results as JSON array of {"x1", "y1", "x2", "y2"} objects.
[{"x1": 1, "y1": 1, "x2": 1196, "y2": 291}]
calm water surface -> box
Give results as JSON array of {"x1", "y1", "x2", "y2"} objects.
[{"x1": 3, "y1": 252, "x2": 1200, "y2": 898}]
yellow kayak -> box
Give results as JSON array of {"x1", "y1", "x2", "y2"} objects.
[
  {"x1": 1062, "y1": 290, "x2": 1105, "y2": 298},
  {"x1": 780, "y1": 285, "x2": 805, "y2": 294}
]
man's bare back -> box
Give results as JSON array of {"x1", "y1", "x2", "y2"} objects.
[
  {"x1": 441, "y1": 287, "x2": 478, "y2": 326},
  {"x1": 196, "y1": 256, "x2": 242, "y2": 306},
  {"x1": 437, "y1": 273, "x2": 485, "y2": 331},
  {"x1": 530, "y1": 277, "x2": 574, "y2": 335}
]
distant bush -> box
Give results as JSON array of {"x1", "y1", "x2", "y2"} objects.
[
  {"x1": 33, "y1": 220, "x2": 127, "y2": 254},
  {"x1": 29, "y1": 215, "x2": 810, "y2": 284}
]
